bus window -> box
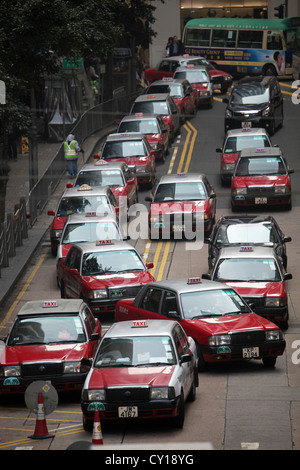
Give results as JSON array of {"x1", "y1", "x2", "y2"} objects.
[
  {"x1": 211, "y1": 29, "x2": 236, "y2": 48},
  {"x1": 186, "y1": 28, "x2": 210, "y2": 47},
  {"x1": 267, "y1": 32, "x2": 283, "y2": 50},
  {"x1": 237, "y1": 30, "x2": 263, "y2": 49}
]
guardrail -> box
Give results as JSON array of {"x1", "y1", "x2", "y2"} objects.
[{"x1": 0, "y1": 89, "x2": 140, "y2": 277}]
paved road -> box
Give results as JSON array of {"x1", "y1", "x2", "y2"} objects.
[{"x1": 0, "y1": 82, "x2": 299, "y2": 451}]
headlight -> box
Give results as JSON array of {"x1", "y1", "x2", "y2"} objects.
[
  {"x1": 64, "y1": 361, "x2": 82, "y2": 374},
  {"x1": 87, "y1": 389, "x2": 106, "y2": 401},
  {"x1": 221, "y1": 163, "x2": 235, "y2": 171},
  {"x1": 265, "y1": 297, "x2": 286, "y2": 307},
  {"x1": 265, "y1": 329, "x2": 283, "y2": 341},
  {"x1": 150, "y1": 387, "x2": 174, "y2": 400},
  {"x1": 208, "y1": 334, "x2": 231, "y2": 346},
  {"x1": 51, "y1": 229, "x2": 62, "y2": 238},
  {"x1": 150, "y1": 214, "x2": 162, "y2": 223},
  {"x1": 262, "y1": 106, "x2": 271, "y2": 116},
  {"x1": 88, "y1": 289, "x2": 107, "y2": 299},
  {"x1": 136, "y1": 166, "x2": 151, "y2": 174},
  {"x1": 234, "y1": 188, "x2": 247, "y2": 195},
  {"x1": 274, "y1": 186, "x2": 289, "y2": 194},
  {"x1": 0, "y1": 365, "x2": 21, "y2": 377}
]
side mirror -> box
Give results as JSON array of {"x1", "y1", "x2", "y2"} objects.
[
  {"x1": 69, "y1": 268, "x2": 79, "y2": 275},
  {"x1": 201, "y1": 273, "x2": 211, "y2": 280},
  {"x1": 167, "y1": 310, "x2": 181, "y2": 320},
  {"x1": 283, "y1": 236, "x2": 292, "y2": 243},
  {"x1": 81, "y1": 358, "x2": 92, "y2": 367},
  {"x1": 146, "y1": 262, "x2": 154, "y2": 269},
  {"x1": 90, "y1": 333, "x2": 100, "y2": 342},
  {"x1": 180, "y1": 354, "x2": 192, "y2": 365},
  {"x1": 47, "y1": 210, "x2": 55, "y2": 216},
  {"x1": 145, "y1": 196, "x2": 153, "y2": 202},
  {"x1": 283, "y1": 273, "x2": 292, "y2": 281},
  {"x1": 216, "y1": 148, "x2": 222, "y2": 153}
]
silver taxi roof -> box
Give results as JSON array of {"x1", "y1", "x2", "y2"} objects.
[
  {"x1": 158, "y1": 55, "x2": 203, "y2": 63},
  {"x1": 105, "y1": 132, "x2": 146, "y2": 142},
  {"x1": 136, "y1": 278, "x2": 231, "y2": 296},
  {"x1": 174, "y1": 65, "x2": 209, "y2": 73},
  {"x1": 147, "y1": 78, "x2": 190, "y2": 87},
  {"x1": 72, "y1": 239, "x2": 137, "y2": 254},
  {"x1": 77, "y1": 161, "x2": 128, "y2": 173},
  {"x1": 60, "y1": 185, "x2": 111, "y2": 198},
  {"x1": 17, "y1": 299, "x2": 86, "y2": 317},
  {"x1": 157, "y1": 173, "x2": 206, "y2": 185},
  {"x1": 105, "y1": 319, "x2": 180, "y2": 338},
  {"x1": 134, "y1": 93, "x2": 171, "y2": 102},
  {"x1": 239, "y1": 147, "x2": 282, "y2": 158},
  {"x1": 119, "y1": 113, "x2": 161, "y2": 122},
  {"x1": 62, "y1": 213, "x2": 118, "y2": 225},
  {"x1": 225, "y1": 128, "x2": 271, "y2": 139},
  {"x1": 217, "y1": 245, "x2": 277, "y2": 260}
]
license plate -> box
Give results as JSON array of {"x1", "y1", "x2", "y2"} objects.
[
  {"x1": 242, "y1": 121, "x2": 252, "y2": 128},
  {"x1": 118, "y1": 406, "x2": 138, "y2": 418},
  {"x1": 255, "y1": 197, "x2": 267, "y2": 204},
  {"x1": 242, "y1": 347, "x2": 259, "y2": 358},
  {"x1": 173, "y1": 224, "x2": 185, "y2": 232}
]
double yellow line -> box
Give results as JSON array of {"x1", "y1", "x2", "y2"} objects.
[{"x1": 144, "y1": 120, "x2": 198, "y2": 281}]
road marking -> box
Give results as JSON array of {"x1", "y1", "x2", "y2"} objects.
[
  {"x1": 0, "y1": 248, "x2": 49, "y2": 331},
  {"x1": 241, "y1": 442, "x2": 260, "y2": 450}
]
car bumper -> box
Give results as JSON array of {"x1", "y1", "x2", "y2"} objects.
[
  {"x1": 0, "y1": 373, "x2": 87, "y2": 395},
  {"x1": 231, "y1": 194, "x2": 291, "y2": 208},
  {"x1": 225, "y1": 116, "x2": 272, "y2": 133},
  {"x1": 81, "y1": 396, "x2": 180, "y2": 423},
  {"x1": 149, "y1": 218, "x2": 213, "y2": 238},
  {"x1": 201, "y1": 339, "x2": 286, "y2": 364}
]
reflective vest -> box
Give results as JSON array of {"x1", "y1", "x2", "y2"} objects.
[{"x1": 64, "y1": 140, "x2": 78, "y2": 159}]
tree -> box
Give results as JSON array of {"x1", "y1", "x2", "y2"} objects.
[{"x1": 0, "y1": 0, "x2": 162, "y2": 221}]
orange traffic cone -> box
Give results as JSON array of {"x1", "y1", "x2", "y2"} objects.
[
  {"x1": 92, "y1": 410, "x2": 103, "y2": 445},
  {"x1": 28, "y1": 392, "x2": 54, "y2": 439}
]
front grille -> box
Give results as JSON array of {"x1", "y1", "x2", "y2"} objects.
[
  {"x1": 247, "y1": 186, "x2": 274, "y2": 196},
  {"x1": 108, "y1": 285, "x2": 142, "y2": 300},
  {"x1": 211, "y1": 76, "x2": 225, "y2": 84},
  {"x1": 106, "y1": 386, "x2": 150, "y2": 403},
  {"x1": 21, "y1": 362, "x2": 63, "y2": 377},
  {"x1": 243, "y1": 296, "x2": 265, "y2": 309},
  {"x1": 231, "y1": 330, "x2": 265, "y2": 345}
]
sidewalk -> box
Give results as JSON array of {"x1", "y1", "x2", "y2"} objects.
[{"x1": 0, "y1": 124, "x2": 117, "y2": 307}]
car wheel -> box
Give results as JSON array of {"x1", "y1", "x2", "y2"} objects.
[
  {"x1": 60, "y1": 281, "x2": 66, "y2": 299},
  {"x1": 187, "y1": 369, "x2": 198, "y2": 402},
  {"x1": 262, "y1": 356, "x2": 277, "y2": 368},
  {"x1": 196, "y1": 343, "x2": 206, "y2": 372},
  {"x1": 82, "y1": 415, "x2": 93, "y2": 431},
  {"x1": 269, "y1": 117, "x2": 276, "y2": 136},
  {"x1": 172, "y1": 393, "x2": 185, "y2": 428}
]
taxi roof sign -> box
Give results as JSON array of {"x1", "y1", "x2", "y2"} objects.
[
  {"x1": 176, "y1": 172, "x2": 186, "y2": 177},
  {"x1": 187, "y1": 64, "x2": 195, "y2": 68},
  {"x1": 162, "y1": 77, "x2": 173, "y2": 81},
  {"x1": 135, "y1": 112, "x2": 143, "y2": 116},
  {"x1": 187, "y1": 277, "x2": 202, "y2": 284},
  {"x1": 43, "y1": 300, "x2": 58, "y2": 308},
  {"x1": 95, "y1": 160, "x2": 108, "y2": 165},
  {"x1": 240, "y1": 246, "x2": 253, "y2": 252},
  {"x1": 96, "y1": 240, "x2": 113, "y2": 245},
  {"x1": 255, "y1": 148, "x2": 265, "y2": 153},
  {"x1": 132, "y1": 320, "x2": 148, "y2": 328},
  {"x1": 85, "y1": 212, "x2": 97, "y2": 217},
  {"x1": 78, "y1": 184, "x2": 92, "y2": 191}
]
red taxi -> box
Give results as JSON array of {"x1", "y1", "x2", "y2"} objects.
[
  {"x1": 216, "y1": 128, "x2": 273, "y2": 185},
  {"x1": 73, "y1": 160, "x2": 138, "y2": 208},
  {"x1": 117, "y1": 113, "x2": 169, "y2": 162},
  {"x1": 205, "y1": 245, "x2": 292, "y2": 329},
  {"x1": 47, "y1": 185, "x2": 119, "y2": 257},
  {"x1": 144, "y1": 55, "x2": 232, "y2": 93},
  {"x1": 231, "y1": 147, "x2": 294, "y2": 211},
  {"x1": 81, "y1": 319, "x2": 198, "y2": 429},
  {"x1": 145, "y1": 78, "x2": 199, "y2": 122},
  {"x1": 129, "y1": 94, "x2": 180, "y2": 143},
  {"x1": 173, "y1": 65, "x2": 214, "y2": 108},
  {"x1": 0, "y1": 299, "x2": 101, "y2": 395},
  {"x1": 57, "y1": 240, "x2": 155, "y2": 316},
  {"x1": 145, "y1": 173, "x2": 216, "y2": 239},
  {"x1": 98, "y1": 133, "x2": 156, "y2": 187},
  {"x1": 115, "y1": 278, "x2": 286, "y2": 370}
]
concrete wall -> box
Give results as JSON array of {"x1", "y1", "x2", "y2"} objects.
[{"x1": 150, "y1": 0, "x2": 181, "y2": 68}]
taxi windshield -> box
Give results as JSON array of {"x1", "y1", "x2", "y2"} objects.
[
  {"x1": 174, "y1": 71, "x2": 208, "y2": 83},
  {"x1": 94, "y1": 336, "x2": 176, "y2": 367},
  {"x1": 147, "y1": 84, "x2": 183, "y2": 98},
  {"x1": 7, "y1": 315, "x2": 86, "y2": 346},
  {"x1": 224, "y1": 135, "x2": 270, "y2": 153},
  {"x1": 230, "y1": 86, "x2": 269, "y2": 105},
  {"x1": 81, "y1": 249, "x2": 145, "y2": 275},
  {"x1": 235, "y1": 157, "x2": 286, "y2": 176},
  {"x1": 118, "y1": 120, "x2": 160, "y2": 134},
  {"x1": 154, "y1": 181, "x2": 206, "y2": 202},
  {"x1": 57, "y1": 195, "x2": 110, "y2": 216},
  {"x1": 213, "y1": 258, "x2": 281, "y2": 282},
  {"x1": 180, "y1": 288, "x2": 250, "y2": 319},
  {"x1": 102, "y1": 141, "x2": 147, "y2": 158},
  {"x1": 131, "y1": 101, "x2": 169, "y2": 115},
  {"x1": 76, "y1": 170, "x2": 124, "y2": 187},
  {"x1": 216, "y1": 223, "x2": 276, "y2": 246},
  {"x1": 62, "y1": 222, "x2": 120, "y2": 245}
]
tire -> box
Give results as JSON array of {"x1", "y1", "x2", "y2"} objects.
[
  {"x1": 82, "y1": 415, "x2": 93, "y2": 431},
  {"x1": 60, "y1": 281, "x2": 66, "y2": 299},
  {"x1": 262, "y1": 356, "x2": 277, "y2": 368},
  {"x1": 172, "y1": 393, "x2": 185, "y2": 428},
  {"x1": 187, "y1": 369, "x2": 198, "y2": 402},
  {"x1": 196, "y1": 342, "x2": 206, "y2": 372}
]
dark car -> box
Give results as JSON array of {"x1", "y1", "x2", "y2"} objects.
[
  {"x1": 205, "y1": 215, "x2": 292, "y2": 270},
  {"x1": 223, "y1": 76, "x2": 284, "y2": 136}
]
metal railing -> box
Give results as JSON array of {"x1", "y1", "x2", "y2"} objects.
[{"x1": 0, "y1": 89, "x2": 140, "y2": 276}]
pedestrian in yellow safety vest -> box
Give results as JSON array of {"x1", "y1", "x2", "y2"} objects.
[{"x1": 64, "y1": 134, "x2": 85, "y2": 176}]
